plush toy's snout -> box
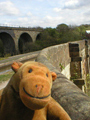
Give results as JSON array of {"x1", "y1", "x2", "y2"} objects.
[{"x1": 35, "y1": 85, "x2": 43, "y2": 95}]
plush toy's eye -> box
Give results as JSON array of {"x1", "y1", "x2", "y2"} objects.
[
  {"x1": 28, "y1": 69, "x2": 32, "y2": 73},
  {"x1": 46, "y1": 73, "x2": 48, "y2": 77}
]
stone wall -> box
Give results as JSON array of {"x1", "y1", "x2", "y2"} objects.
[
  {"x1": 46, "y1": 43, "x2": 71, "y2": 79},
  {"x1": 42, "y1": 40, "x2": 89, "y2": 80},
  {"x1": 36, "y1": 40, "x2": 90, "y2": 120},
  {"x1": 44, "y1": 40, "x2": 90, "y2": 92}
]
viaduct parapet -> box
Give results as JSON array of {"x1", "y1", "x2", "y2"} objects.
[
  {"x1": 0, "y1": 27, "x2": 41, "y2": 55},
  {"x1": 36, "y1": 39, "x2": 90, "y2": 119},
  {"x1": 39, "y1": 40, "x2": 90, "y2": 92}
]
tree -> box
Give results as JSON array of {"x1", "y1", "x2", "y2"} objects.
[
  {"x1": 45, "y1": 27, "x2": 58, "y2": 38},
  {"x1": 78, "y1": 25, "x2": 86, "y2": 39},
  {"x1": 56, "y1": 24, "x2": 69, "y2": 32}
]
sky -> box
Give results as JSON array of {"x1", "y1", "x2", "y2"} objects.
[{"x1": 0, "y1": 0, "x2": 90, "y2": 28}]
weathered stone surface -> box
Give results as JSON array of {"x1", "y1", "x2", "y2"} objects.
[{"x1": 36, "y1": 43, "x2": 90, "y2": 120}]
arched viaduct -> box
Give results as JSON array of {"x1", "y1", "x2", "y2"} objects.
[{"x1": 0, "y1": 27, "x2": 41, "y2": 55}]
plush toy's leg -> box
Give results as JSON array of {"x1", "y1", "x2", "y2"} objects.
[
  {"x1": 32, "y1": 107, "x2": 47, "y2": 120},
  {"x1": 47, "y1": 97, "x2": 71, "y2": 120}
]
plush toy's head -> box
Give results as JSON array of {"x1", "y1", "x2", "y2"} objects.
[{"x1": 11, "y1": 61, "x2": 57, "y2": 110}]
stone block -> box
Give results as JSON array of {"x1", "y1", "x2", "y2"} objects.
[
  {"x1": 74, "y1": 79, "x2": 85, "y2": 85},
  {"x1": 69, "y1": 43, "x2": 79, "y2": 47},
  {"x1": 71, "y1": 57, "x2": 82, "y2": 62}
]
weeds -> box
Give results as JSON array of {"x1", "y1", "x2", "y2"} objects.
[{"x1": 59, "y1": 63, "x2": 65, "y2": 71}]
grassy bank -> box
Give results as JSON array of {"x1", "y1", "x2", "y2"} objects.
[
  {"x1": 0, "y1": 71, "x2": 14, "y2": 83},
  {"x1": 0, "y1": 57, "x2": 8, "y2": 60},
  {"x1": 0, "y1": 54, "x2": 11, "y2": 60}
]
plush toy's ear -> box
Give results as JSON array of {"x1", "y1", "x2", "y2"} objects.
[
  {"x1": 51, "y1": 72, "x2": 57, "y2": 81},
  {"x1": 11, "y1": 62, "x2": 23, "y2": 72}
]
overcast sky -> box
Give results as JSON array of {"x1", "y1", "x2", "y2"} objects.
[{"x1": 0, "y1": 0, "x2": 90, "y2": 28}]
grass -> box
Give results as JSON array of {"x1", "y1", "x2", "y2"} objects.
[
  {"x1": 0, "y1": 57, "x2": 8, "y2": 60},
  {"x1": 0, "y1": 71, "x2": 14, "y2": 83},
  {"x1": 0, "y1": 54, "x2": 11, "y2": 60}
]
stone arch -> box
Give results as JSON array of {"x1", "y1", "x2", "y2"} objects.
[
  {"x1": 0, "y1": 32, "x2": 16, "y2": 56},
  {"x1": 36, "y1": 33, "x2": 41, "y2": 41},
  {"x1": 18, "y1": 32, "x2": 33, "y2": 54}
]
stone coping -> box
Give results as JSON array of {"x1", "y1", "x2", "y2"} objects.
[{"x1": 36, "y1": 46, "x2": 90, "y2": 120}]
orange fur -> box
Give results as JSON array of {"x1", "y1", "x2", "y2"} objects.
[{"x1": 0, "y1": 61, "x2": 71, "y2": 120}]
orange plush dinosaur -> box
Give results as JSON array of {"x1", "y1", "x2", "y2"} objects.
[{"x1": 0, "y1": 61, "x2": 71, "y2": 120}]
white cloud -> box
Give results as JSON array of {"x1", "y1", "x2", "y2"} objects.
[
  {"x1": 6, "y1": 14, "x2": 63, "y2": 28},
  {"x1": 53, "y1": 8, "x2": 62, "y2": 12},
  {"x1": 64, "y1": 0, "x2": 79, "y2": 9},
  {"x1": 63, "y1": 0, "x2": 90, "y2": 9},
  {"x1": 26, "y1": 12, "x2": 32, "y2": 16},
  {"x1": 45, "y1": 16, "x2": 53, "y2": 20},
  {"x1": 18, "y1": 17, "x2": 28, "y2": 22},
  {"x1": 0, "y1": 1, "x2": 20, "y2": 16},
  {"x1": 84, "y1": 10, "x2": 90, "y2": 17}
]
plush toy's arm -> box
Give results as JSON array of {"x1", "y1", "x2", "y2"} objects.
[
  {"x1": 32, "y1": 107, "x2": 47, "y2": 120},
  {"x1": 47, "y1": 97, "x2": 71, "y2": 120}
]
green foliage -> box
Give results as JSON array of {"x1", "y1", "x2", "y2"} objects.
[
  {"x1": 59, "y1": 63, "x2": 65, "y2": 71},
  {"x1": 36, "y1": 28, "x2": 58, "y2": 48},
  {"x1": 0, "y1": 71, "x2": 14, "y2": 82},
  {"x1": 4, "y1": 53, "x2": 11, "y2": 57},
  {"x1": 56, "y1": 23, "x2": 69, "y2": 33},
  {"x1": 21, "y1": 42, "x2": 42, "y2": 54},
  {"x1": 86, "y1": 74, "x2": 90, "y2": 84},
  {"x1": 0, "y1": 57, "x2": 8, "y2": 60},
  {"x1": 85, "y1": 74, "x2": 90, "y2": 96},
  {"x1": 45, "y1": 27, "x2": 57, "y2": 37},
  {"x1": 0, "y1": 54, "x2": 11, "y2": 60},
  {"x1": 70, "y1": 72, "x2": 78, "y2": 81}
]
